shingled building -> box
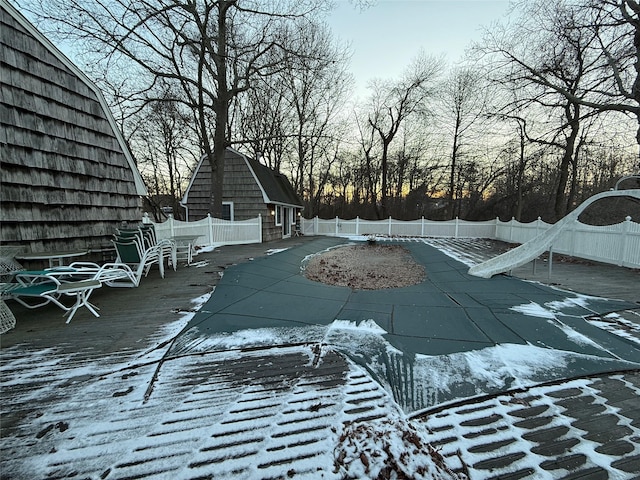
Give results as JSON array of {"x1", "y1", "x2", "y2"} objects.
[
  {"x1": 0, "y1": 0, "x2": 147, "y2": 255},
  {"x1": 181, "y1": 148, "x2": 303, "y2": 242}
]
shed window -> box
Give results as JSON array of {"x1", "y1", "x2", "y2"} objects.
[{"x1": 275, "y1": 206, "x2": 282, "y2": 226}]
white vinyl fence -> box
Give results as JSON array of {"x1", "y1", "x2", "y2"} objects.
[
  {"x1": 301, "y1": 215, "x2": 640, "y2": 269},
  {"x1": 300, "y1": 216, "x2": 497, "y2": 238},
  {"x1": 141, "y1": 212, "x2": 639, "y2": 269},
  {"x1": 540, "y1": 218, "x2": 640, "y2": 269},
  {"x1": 143, "y1": 213, "x2": 262, "y2": 247}
]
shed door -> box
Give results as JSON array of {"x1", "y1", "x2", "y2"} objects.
[{"x1": 282, "y1": 207, "x2": 291, "y2": 237}]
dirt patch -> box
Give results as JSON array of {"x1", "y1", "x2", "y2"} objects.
[{"x1": 304, "y1": 243, "x2": 425, "y2": 290}]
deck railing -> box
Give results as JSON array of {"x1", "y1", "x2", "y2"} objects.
[{"x1": 301, "y1": 216, "x2": 640, "y2": 269}]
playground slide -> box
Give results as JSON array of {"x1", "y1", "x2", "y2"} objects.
[{"x1": 468, "y1": 188, "x2": 640, "y2": 278}]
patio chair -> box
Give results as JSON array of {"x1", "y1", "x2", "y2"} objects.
[
  {"x1": 116, "y1": 226, "x2": 176, "y2": 272},
  {"x1": 141, "y1": 224, "x2": 177, "y2": 270},
  {"x1": 7, "y1": 272, "x2": 102, "y2": 323},
  {"x1": 112, "y1": 237, "x2": 165, "y2": 280},
  {"x1": 3, "y1": 260, "x2": 141, "y2": 324},
  {"x1": 63, "y1": 262, "x2": 140, "y2": 288},
  {"x1": 0, "y1": 251, "x2": 24, "y2": 331},
  {"x1": 138, "y1": 224, "x2": 158, "y2": 249},
  {"x1": 0, "y1": 246, "x2": 24, "y2": 283}
]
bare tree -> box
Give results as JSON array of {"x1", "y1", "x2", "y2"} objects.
[
  {"x1": 477, "y1": 1, "x2": 624, "y2": 219},
  {"x1": 133, "y1": 87, "x2": 196, "y2": 220},
  {"x1": 27, "y1": 0, "x2": 326, "y2": 217},
  {"x1": 365, "y1": 53, "x2": 443, "y2": 218},
  {"x1": 353, "y1": 108, "x2": 381, "y2": 216},
  {"x1": 484, "y1": 0, "x2": 640, "y2": 165},
  {"x1": 235, "y1": 74, "x2": 294, "y2": 172},
  {"x1": 574, "y1": 0, "x2": 640, "y2": 164},
  {"x1": 437, "y1": 67, "x2": 487, "y2": 219},
  {"x1": 280, "y1": 21, "x2": 352, "y2": 213},
  {"x1": 234, "y1": 19, "x2": 352, "y2": 217}
]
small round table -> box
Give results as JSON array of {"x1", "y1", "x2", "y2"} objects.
[{"x1": 17, "y1": 250, "x2": 88, "y2": 268}]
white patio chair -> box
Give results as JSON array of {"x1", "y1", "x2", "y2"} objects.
[
  {"x1": 116, "y1": 226, "x2": 176, "y2": 272},
  {"x1": 112, "y1": 237, "x2": 165, "y2": 280},
  {"x1": 62, "y1": 262, "x2": 140, "y2": 288},
  {"x1": 7, "y1": 272, "x2": 102, "y2": 323}
]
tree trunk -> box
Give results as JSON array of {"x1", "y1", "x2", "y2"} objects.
[
  {"x1": 515, "y1": 125, "x2": 525, "y2": 222},
  {"x1": 634, "y1": 3, "x2": 640, "y2": 169},
  {"x1": 636, "y1": 119, "x2": 640, "y2": 170},
  {"x1": 207, "y1": 2, "x2": 231, "y2": 219},
  {"x1": 449, "y1": 113, "x2": 462, "y2": 220},
  {"x1": 380, "y1": 141, "x2": 389, "y2": 219},
  {"x1": 554, "y1": 103, "x2": 580, "y2": 220}
]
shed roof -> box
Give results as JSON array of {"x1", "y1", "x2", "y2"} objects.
[
  {"x1": 244, "y1": 155, "x2": 303, "y2": 208},
  {"x1": 182, "y1": 148, "x2": 303, "y2": 209}
]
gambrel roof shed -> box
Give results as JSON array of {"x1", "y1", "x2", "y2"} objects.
[
  {"x1": 180, "y1": 148, "x2": 303, "y2": 241},
  {"x1": 0, "y1": 0, "x2": 147, "y2": 254},
  {"x1": 181, "y1": 148, "x2": 303, "y2": 219}
]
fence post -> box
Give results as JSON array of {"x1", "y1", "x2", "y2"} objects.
[
  {"x1": 421, "y1": 217, "x2": 425, "y2": 236},
  {"x1": 335, "y1": 216, "x2": 339, "y2": 235},
  {"x1": 356, "y1": 216, "x2": 360, "y2": 235},
  {"x1": 207, "y1": 214, "x2": 214, "y2": 246},
  {"x1": 620, "y1": 216, "x2": 632, "y2": 267},
  {"x1": 455, "y1": 217, "x2": 459, "y2": 238},
  {"x1": 388, "y1": 217, "x2": 392, "y2": 235},
  {"x1": 142, "y1": 212, "x2": 151, "y2": 224},
  {"x1": 314, "y1": 216, "x2": 319, "y2": 236},
  {"x1": 510, "y1": 217, "x2": 515, "y2": 242},
  {"x1": 258, "y1": 214, "x2": 263, "y2": 244}
]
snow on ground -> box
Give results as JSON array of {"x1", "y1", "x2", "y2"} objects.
[
  {"x1": 412, "y1": 344, "x2": 594, "y2": 404},
  {"x1": 589, "y1": 311, "x2": 640, "y2": 346},
  {"x1": 195, "y1": 245, "x2": 216, "y2": 254},
  {"x1": 173, "y1": 308, "x2": 637, "y2": 416},
  {"x1": 1, "y1": 341, "x2": 463, "y2": 479},
  {"x1": 2, "y1": 280, "x2": 493, "y2": 479},
  {"x1": 417, "y1": 373, "x2": 640, "y2": 478},
  {"x1": 510, "y1": 302, "x2": 602, "y2": 349},
  {"x1": 3, "y1": 238, "x2": 638, "y2": 479},
  {"x1": 188, "y1": 260, "x2": 209, "y2": 268},
  {"x1": 510, "y1": 301, "x2": 557, "y2": 319},
  {"x1": 1, "y1": 302, "x2": 464, "y2": 479},
  {"x1": 266, "y1": 247, "x2": 289, "y2": 255},
  {"x1": 510, "y1": 297, "x2": 639, "y2": 355}
]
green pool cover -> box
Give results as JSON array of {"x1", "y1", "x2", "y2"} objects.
[{"x1": 173, "y1": 237, "x2": 640, "y2": 412}]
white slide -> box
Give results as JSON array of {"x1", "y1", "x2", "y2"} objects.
[{"x1": 468, "y1": 188, "x2": 640, "y2": 278}]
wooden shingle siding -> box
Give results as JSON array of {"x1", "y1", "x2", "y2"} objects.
[
  {"x1": 223, "y1": 150, "x2": 266, "y2": 219},
  {"x1": 0, "y1": 3, "x2": 145, "y2": 257},
  {"x1": 184, "y1": 150, "x2": 268, "y2": 222},
  {"x1": 182, "y1": 148, "x2": 302, "y2": 242}
]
